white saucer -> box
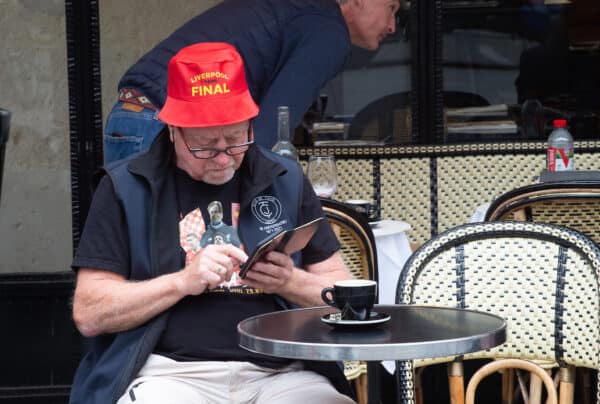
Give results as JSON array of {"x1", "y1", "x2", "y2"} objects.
[{"x1": 321, "y1": 311, "x2": 391, "y2": 329}]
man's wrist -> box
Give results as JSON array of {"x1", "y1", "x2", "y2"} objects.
[
  {"x1": 171, "y1": 269, "x2": 194, "y2": 297},
  {"x1": 278, "y1": 266, "x2": 303, "y2": 300}
]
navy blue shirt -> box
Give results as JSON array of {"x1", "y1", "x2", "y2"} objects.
[{"x1": 118, "y1": 0, "x2": 351, "y2": 148}]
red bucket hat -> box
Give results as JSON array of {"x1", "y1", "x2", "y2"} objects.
[{"x1": 157, "y1": 42, "x2": 259, "y2": 127}]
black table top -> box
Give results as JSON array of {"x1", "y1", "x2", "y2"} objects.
[{"x1": 238, "y1": 304, "x2": 506, "y2": 361}]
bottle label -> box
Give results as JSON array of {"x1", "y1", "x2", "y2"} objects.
[{"x1": 547, "y1": 147, "x2": 574, "y2": 171}]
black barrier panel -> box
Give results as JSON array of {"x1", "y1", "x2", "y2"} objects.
[{"x1": 0, "y1": 272, "x2": 82, "y2": 403}]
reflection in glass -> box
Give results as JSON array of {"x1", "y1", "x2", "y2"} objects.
[
  {"x1": 442, "y1": 0, "x2": 600, "y2": 143},
  {"x1": 521, "y1": 99, "x2": 544, "y2": 139},
  {"x1": 307, "y1": 2, "x2": 413, "y2": 146}
]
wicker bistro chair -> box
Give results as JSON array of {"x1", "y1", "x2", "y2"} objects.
[
  {"x1": 320, "y1": 198, "x2": 379, "y2": 404},
  {"x1": 395, "y1": 221, "x2": 600, "y2": 404},
  {"x1": 485, "y1": 180, "x2": 600, "y2": 245},
  {"x1": 485, "y1": 180, "x2": 600, "y2": 402},
  {"x1": 320, "y1": 198, "x2": 378, "y2": 283}
]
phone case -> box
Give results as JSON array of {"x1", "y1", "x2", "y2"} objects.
[{"x1": 238, "y1": 217, "x2": 324, "y2": 279}]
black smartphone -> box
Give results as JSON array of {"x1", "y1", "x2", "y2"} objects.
[{"x1": 238, "y1": 217, "x2": 324, "y2": 279}]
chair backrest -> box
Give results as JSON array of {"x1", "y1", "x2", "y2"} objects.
[
  {"x1": 485, "y1": 181, "x2": 600, "y2": 245},
  {"x1": 395, "y1": 221, "x2": 600, "y2": 404},
  {"x1": 320, "y1": 198, "x2": 378, "y2": 284}
]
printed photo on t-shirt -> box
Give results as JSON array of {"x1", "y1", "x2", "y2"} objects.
[
  {"x1": 200, "y1": 201, "x2": 241, "y2": 247},
  {"x1": 179, "y1": 201, "x2": 260, "y2": 294}
]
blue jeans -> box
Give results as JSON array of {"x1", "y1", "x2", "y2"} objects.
[{"x1": 103, "y1": 101, "x2": 165, "y2": 164}]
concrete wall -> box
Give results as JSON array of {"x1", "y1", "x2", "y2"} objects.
[
  {"x1": 0, "y1": 0, "x2": 70, "y2": 273},
  {"x1": 0, "y1": 0, "x2": 218, "y2": 273},
  {"x1": 99, "y1": 0, "x2": 220, "y2": 118}
]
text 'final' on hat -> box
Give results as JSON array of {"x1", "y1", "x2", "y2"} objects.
[{"x1": 157, "y1": 42, "x2": 259, "y2": 127}]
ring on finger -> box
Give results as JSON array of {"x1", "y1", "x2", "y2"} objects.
[{"x1": 214, "y1": 266, "x2": 223, "y2": 274}]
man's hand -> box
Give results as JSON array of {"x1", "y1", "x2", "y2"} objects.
[
  {"x1": 243, "y1": 251, "x2": 351, "y2": 307},
  {"x1": 241, "y1": 251, "x2": 294, "y2": 294},
  {"x1": 177, "y1": 244, "x2": 248, "y2": 295}
]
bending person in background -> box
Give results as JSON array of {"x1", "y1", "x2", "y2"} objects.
[
  {"x1": 70, "y1": 42, "x2": 355, "y2": 404},
  {"x1": 104, "y1": 0, "x2": 401, "y2": 163}
]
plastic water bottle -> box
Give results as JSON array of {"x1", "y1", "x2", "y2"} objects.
[
  {"x1": 271, "y1": 106, "x2": 299, "y2": 162},
  {"x1": 547, "y1": 119, "x2": 574, "y2": 171}
]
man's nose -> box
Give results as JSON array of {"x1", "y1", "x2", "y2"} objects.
[{"x1": 212, "y1": 148, "x2": 232, "y2": 164}]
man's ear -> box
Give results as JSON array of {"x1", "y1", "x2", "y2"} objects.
[
  {"x1": 168, "y1": 126, "x2": 175, "y2": 142},
  {"x1": 249, "y1": 124, "x2": 255, "y2": 141}
]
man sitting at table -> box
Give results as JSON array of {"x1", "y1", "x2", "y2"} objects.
[{"x1": 68, "y1": 42, "x2": 355, "y2": 404}]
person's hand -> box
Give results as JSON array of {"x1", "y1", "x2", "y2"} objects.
[
  {"x1": 241, "y1": 251, "x2": 294, "y2": 294},
  {"x1": 177, "y1": 244, "x2": 248, "y2": 295}
]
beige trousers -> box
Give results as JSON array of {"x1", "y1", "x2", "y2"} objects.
[{"x1": 116, "y1": 354, "x2": 355, "y2": 404}]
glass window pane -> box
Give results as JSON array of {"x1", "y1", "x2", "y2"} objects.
[
  {"x1": 309, "y1": 8, "x2": 413, "y2": 146},
  {"x1": 442, "y1": 0, "x2": 600, "y2": 144}
]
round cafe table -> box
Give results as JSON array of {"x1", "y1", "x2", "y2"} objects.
[
  {"x1": 238, "y1": 304, "x2": 506, "y2": 362},
  {"x1": 238, "y1": 304, "x2": 506, "y2": 404}
]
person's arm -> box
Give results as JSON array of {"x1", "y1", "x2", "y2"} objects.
[
  {"x1": 252, "y1": 15, "x2": 351, "y2": 148},
  {"x1": 73, "y1": 268, "x2": 186, "y2": 337},
  {"x1": 72, "y1": 243, "x2": 248, "y2": 337}
]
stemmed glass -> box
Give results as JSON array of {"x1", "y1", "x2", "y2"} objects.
[{"x1": 306, "y1": 156, "x2": 337, "y2": 198}]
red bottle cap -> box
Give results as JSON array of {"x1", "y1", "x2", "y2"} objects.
[{"x1": 553, "y1": 119, "x2": 567, "y2": 128}]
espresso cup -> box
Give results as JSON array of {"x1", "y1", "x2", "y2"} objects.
[
  {"x1": 345, "y1": 199, "x2": 377, "y2": 221},
  {"x1": 321, "y1": 279, "x2": 377, "y2": 321}
]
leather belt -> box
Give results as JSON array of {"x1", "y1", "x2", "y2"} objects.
[{"x1": 118, "y1": 88, "x2": 158, "y2": 111}]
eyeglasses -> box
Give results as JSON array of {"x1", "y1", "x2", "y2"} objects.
[{"x1": 179, "y1": 126, "x2": 254, "y2": 159}]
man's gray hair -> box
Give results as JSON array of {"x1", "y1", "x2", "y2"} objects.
[{"x1": 336, "y1": 0, "x2": 349, "y2": 4}]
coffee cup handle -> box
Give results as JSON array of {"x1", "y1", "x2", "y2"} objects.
[{"x1": 321, "y1": 287, "x2": 336, "y2": 307}]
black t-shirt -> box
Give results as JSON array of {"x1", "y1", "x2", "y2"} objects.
[{"x1": 73, "y1": 163, "x2": 339, "y2": 368}]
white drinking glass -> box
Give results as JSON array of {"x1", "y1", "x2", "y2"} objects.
[{"x1": 307, "y1": 156, "x2": 337, "y2": 198}]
